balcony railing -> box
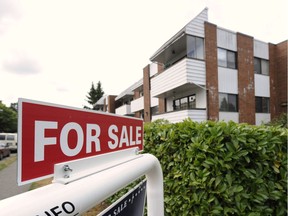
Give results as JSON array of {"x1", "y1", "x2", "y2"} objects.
[
  {"x1": 131, "y1": 97, "x2": 144, "y2": 113},
  {"x1": 115, "y1": 104, "x2": 132, "y2": 116},
  {"x1": 152, "y1": 109, "x2": 207, "y2": 123},
  {"x1": 130, "y1": 95, "x2": 159, "y2": 113},
  {"x1": 151, "y1": 58, "x2": 206, "y2": 98}
]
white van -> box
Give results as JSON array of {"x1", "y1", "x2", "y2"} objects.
[{"x1": 0, "y1": 133, "x2": 17, "y2": 153}]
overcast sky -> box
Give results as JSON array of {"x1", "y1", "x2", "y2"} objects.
[{"x1": 0, "y1": 0, "x2": 287, "y2": 108}]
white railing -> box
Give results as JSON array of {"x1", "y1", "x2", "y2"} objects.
[
  {"x1": 115, "y1": 104, "x2": 131, "y2": 115},
  {"x1": 130, "y1": 96, "x2": 159, "y2": 113},
  {"x1": 151, "y1": 58, "x2": 206, "y2": 97},
  {"x1": 152, "y1": 109, "x2": 207, "y2": 123},
  {"x1": 131, "y1": 97, "x2": 144, "y2": 113}
]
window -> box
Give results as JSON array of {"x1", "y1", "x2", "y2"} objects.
[
  {"x1": 180, "y1": 97, "x2": 188, "y2": 109},
  {"x1": 174, "y1": 100, "x2": 180, "y2": 111},
  {"x1": 7, "y1": 135, "x2": 15, "y2": 140},
  {"x1": 217, "y1": 48, "x2": 237, "y2": 69},
  {"x1": 254, "y1": 58, "x2": 269, "y2": 75},
  {"x1": 188, "y1": 95, "x2": 196, "y2": 109},
  {"x1": 219, "y1": 93, "x2": 238, "y2": 112},
  {"x1": 151, "y1": 106, "x2": 159, "y2": 115},
  {"x1": 139, "y1": 90, "x2": 144, "y2": 97},
  {"x1": 255, "y1": 97, "x2": 270, "y2": 113},
  {"x1": 187, "y1": 36, "x2": 204, "y2": 60},
  {"x1": 218, "y1": 48, "x2": 226, "y2": 67},
  {"x1": 140, "y1": 110, "x2": 144, "y2": 119},
  {"x1": 173, "y1": 95, "x2": 196, "y2": 111}
]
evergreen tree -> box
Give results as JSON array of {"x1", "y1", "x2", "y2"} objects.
[
  {"x1": 10, "y1": 103, "x2": 18, "y2": 112},
  {"x1": 85, "y1": 81, "x2": 104, "y2": 109}
]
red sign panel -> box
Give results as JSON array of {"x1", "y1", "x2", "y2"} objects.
[{"x1": 18, "y1": 98, "x2": 143, "y2": 185}]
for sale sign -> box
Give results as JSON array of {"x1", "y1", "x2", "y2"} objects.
[{"x1": 17, "y1": 98, "x2": 143, "y2": 185}]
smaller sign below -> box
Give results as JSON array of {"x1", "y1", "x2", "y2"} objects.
[{"x1": 99, "y1": 180, "x2": 147, "y2": 216}]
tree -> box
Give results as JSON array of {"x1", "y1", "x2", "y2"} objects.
[
  {"x1": 9, "y1": 103, "x2": 18, "y2": 112},
  {"x1": 85, "y1": 81, "x2": 104, "y2": 110},
  {"x1": 0, "y1": 102, "x2": 17, "y2": 132}
]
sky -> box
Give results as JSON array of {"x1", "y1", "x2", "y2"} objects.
[{"x1": 0, "y1": 0, "x2": 287, "y2": 108}]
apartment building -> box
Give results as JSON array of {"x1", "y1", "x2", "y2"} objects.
[
  {"x1": 96, "y1": 8, "x2": 287, "y2": 125},
  {"x1": 94, "y1": 95, "x2": 117, "y2": 113}
]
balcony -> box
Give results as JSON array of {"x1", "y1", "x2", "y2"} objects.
[
  {"x1": 131, "y1": 95, "x2": 159, "y2": 113},
  {"x1": 151, "y1": 58, "x2": 206, "y2": 98},
  {"x1": 131, "y1": 97, "x2": 144, "y2": 113},
  {"x1": 115, "y1": 104, "x2": 132, "y2": 116},
  {"x1": 152, "y1": 109, "x2": 207, "y2": 123}
]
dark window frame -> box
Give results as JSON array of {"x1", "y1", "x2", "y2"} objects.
[
  {"x1": 187, "y1": 35, "x2": 205, "y2": 60},
  {"x1": 151, "y1": 106, "x2": 159, "y2": 115},
  {"x1": 7, "y1": 135, "x2": 15, "y2": 140},
  {"x1": 217, "y1": 48, "x2": 237, "y2": 69},
  {"x1": 254, "y1": 57, "x2": 269, "y2": 75},
  {"x1": 173, "y1": 94, "x2": 196, "y2": 111},
  {"x1": 219, "y1": 93, "x2": 238, "y2": 112},
  {"x1": 255, "y1": 97, "x2": 270, "y2": 113}
]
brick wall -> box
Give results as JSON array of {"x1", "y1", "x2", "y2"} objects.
[
  {"x1": 275, "y1": 40, "x2": 288, "y2": 115},
  {"x1": 103, "y1": 98, "x2": 107, "y2": 112},
  {"x1": 157, "y1": 63, "x2": 165, "y2": 113},
  {"x1": 107, "y1": 95, "x2": 116, "y2": 113},
  {"x1": 269, "y1": 43, "x2": 279, "y2": 119},
  {"x1": 134, "y1": 90, "x2": 140, "y2": 99},
  {"x1": 133, "y1": 90, "x2": 141, "y2": 118},
  {"x1": 205, "y1": 22, "x2": 219, "y2": 121},
  {"x1": 237, "y1": 33, "x2": 255, "y2": 124},
  {"x1": 269, "y1": 40, "x2": 287, "y2": 120},
  {"x1": 143, "y1": 65, "x2": 151, "y2": 122},
  {"x1": 157, "y1": 62, "x2": 164, "y2": 74}
]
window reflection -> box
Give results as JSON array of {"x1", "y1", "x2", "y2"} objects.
[
  {"x1": 187, "y1": 36, "x2": 204, "y2": 60},
  {"x1": 173, "y1": 94, "x2": 196, "y2": 111},
  {"x1": 219, "y1": 93, "x2": 238, "y2": 112}
]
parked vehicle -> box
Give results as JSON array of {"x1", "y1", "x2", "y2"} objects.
[
  {"x1": 0, "y1": 133, "x2": 17, "y2": 153},
  {"x1": 0, "y1": 143, "x2": 10, "y2": 160}
]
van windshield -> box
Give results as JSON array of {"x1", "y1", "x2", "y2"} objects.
[{"x1": 7, "y1": 135, "x2": 15, "y2": 140}]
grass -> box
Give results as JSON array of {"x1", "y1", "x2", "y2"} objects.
[
  {"x1": 29, "y1": 177, "x2": 53, "y2": 190},
  {"x1": 0, "y1": 154, "x2": 17, "y2": 171}
]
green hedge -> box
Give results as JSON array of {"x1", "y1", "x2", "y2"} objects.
[{"x1": 143, "y1": 119, "x2": 287, "y2": 215}]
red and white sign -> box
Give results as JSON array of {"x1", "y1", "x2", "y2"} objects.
[{"x1": 18, "y1": 98, "x2": 143, "y2": 185}]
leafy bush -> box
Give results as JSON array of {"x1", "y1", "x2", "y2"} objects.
[
  {"x1": 143, "y1": 119, "x2": 287, "y2": 215},
  {"x1": 266, "y1": 113, "x2": 287, "y2": 128}
]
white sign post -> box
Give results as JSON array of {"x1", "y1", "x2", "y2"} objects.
[{"x1": 0, "y1": 152, "x2": 164, "y2": 215}]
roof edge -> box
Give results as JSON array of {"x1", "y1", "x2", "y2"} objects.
[{"x1": 150, "y1": 7, "x2": 209, "y2": 62}]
